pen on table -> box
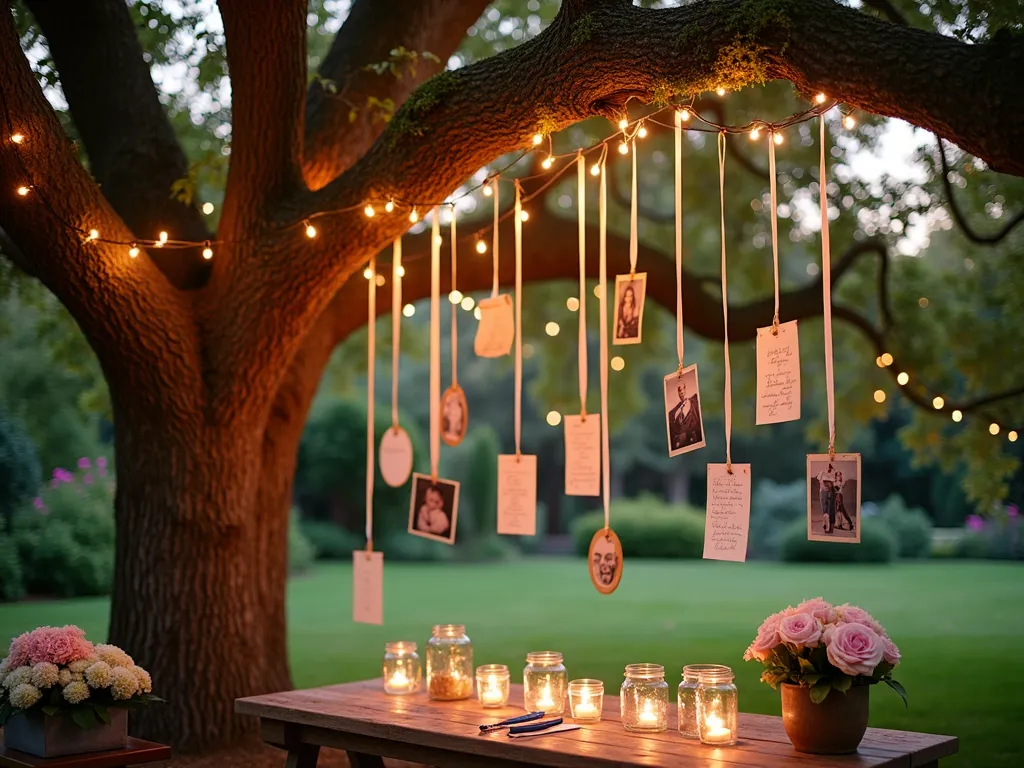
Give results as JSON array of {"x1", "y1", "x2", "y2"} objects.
[
  {"x1": 479, "y1": 711, "x2": 546, "y2": 733},
  {"x1": 508, "y1": 723, "x2": 581, "y2": 739}
]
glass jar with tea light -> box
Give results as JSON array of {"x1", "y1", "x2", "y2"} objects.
[
  {"x1": 697, "y1": 666, "x2": 738, "y2": 746},
  {"x1": 568, "y1": 679, "x2": 604, "y2": 723},
  {"x1": 620, "y1": 663, "x2": 669, "y2": 732},
  {"x1": 476, "y1": 664, "x2": 510, "y2": 708},
  {"x1": 382, "y1": 641, "x2": 422, "y2": 695},
  {"x1": 678, "y1": 664, "x2": 730, "y2": 738},
  {"x1": 426, "y1": 624, "x2": 473, "y2": 701},
  {"x1": 523, "y1": 651, "x2": 567, "y2": 715}
]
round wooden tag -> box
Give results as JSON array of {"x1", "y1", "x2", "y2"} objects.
[
  {"x1": 440, "y1": 385, "x2": 469, "y2": 447},
  {"x1": 379, "y1": 426, "x2": 414, "y2": 487},
  {"x1": 588, "y1": 527, "x2": 623, "y2": 595}
]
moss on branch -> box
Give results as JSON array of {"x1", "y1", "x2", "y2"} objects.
[{"x1": 386, "y1": 70, "x2": 459, "y2": 141}]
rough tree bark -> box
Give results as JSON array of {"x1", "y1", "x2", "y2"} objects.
[{"x1": 1, "y1": 0, "x2": 1022, "y2": 752}]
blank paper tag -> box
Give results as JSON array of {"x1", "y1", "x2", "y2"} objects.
[
  {"x1": 703, "y1": 464, "x2": 751, "y2": 562},
  {"x1": 564, "y1": 414, "x2": 601, "y2": 497},
  {"x1": 756, "y1": 320, "x2": 801, "y2": 425},
  {"x1": 352, "y1": 550, "x2": 383, "y2": 625},
  {"x1": 497, "y1": 454, "x2": 537, "y2": 536}
]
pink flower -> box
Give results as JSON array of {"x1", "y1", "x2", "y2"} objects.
[
  {"x1": 835, "y1": 604, "x2": 886, "y2": 636},
  {"x1": 745, "y1": 612, "x2": 784, "y2": 661},
  {"x1": 779, "y1": 612, "x2": 823, "y2": 649},
  {"x1": 795, "y1": 597, "x2": 836, "y2": 624},
  {"x1": 825, "y1": 622, "x2": 884, "y2": 677},
  {"x1": 881, "y1": 636, "x2": 901, "y2": 666},
  {"x1": 6, "y1": 632, "x2": 32, "y2": 669},
  {"x1": 97, "y1": 457, "x2": 107, "y2": 469},
  {"x1": 25, "y1": 626, "x2": 95, "y2": 666},
  {"x1": 77, "y1": 457, "x2": 91, "y2": 470}
]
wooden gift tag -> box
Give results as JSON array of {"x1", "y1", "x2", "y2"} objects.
[
  {"x1": 497, "y1": 454, "x2": 537, "y2": 535},
  {"x1": 352, "y1": 550, "x2": 383, "y2": 625},
  {"x1": 756, "y1": 320, "x2": 801, "y2": 425},
  {"x1": 703, "y1": 464, "x2": 751, "y2": 562},
  {"x1": 564, "y1": 414, "x2": 600, "y2": 497}
]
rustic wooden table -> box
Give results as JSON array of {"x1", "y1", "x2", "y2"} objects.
[
  {"x1": 236, "y1": 679, "x2": 957, "y2": 768},
  {"x1": 0, "y1": 737, "x2": 170, "y2": 768}
]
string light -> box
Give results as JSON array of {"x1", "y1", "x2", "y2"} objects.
[
  {"x1": 156, "y1": 230, "x2": 168, "y2": 248},
  {"x1": 611, "y1": 356, "x2": 625, "y2": 371},
  {"x1": 202, "y1": 202, "x2": 214, "y2": 215},
  {"x1": 815, "y1": 93, "x2": 827, "y2": 104},
  {"x1": 873, "y1": 390, "x2": 886, "y2": 403},
  {"x1": 85, "y1": 229, "x2": 99, "y2": 242},
  {"x1": 482, "y1": 184, "x2": 492, "y2": 197},
  {"x1": 749, "y1": 128, "x2": 760, "y2": 141},
  {"x1": 618, "y1": 141, "x2": 629, "y2": 155},
  {"x1": 637, "y1": 124, "x2": 648, "y2": 139},
  {"x1": 1010, "y1": 431, "x2": 1019, "y2": 442},
  {"x1": 409, "y1": 208, "x2": 419, "y2": 223},
  {"x1": 545, "y1": 321, "x2": 560, "y2": 336},
  {"x1": 843, "y1": 115, "x2": 856, "y2": 130},
  {"x1": 16, "y1": 185, "x2": 29, "y2": 196},
  {"x1": 590, "y1": 163, "x2": 601, "y2": 176},
  {"x1": 542, "y1": 156, "x2": 554, "y2": 169},
  {"x1": 773, "y1": 131, "x2": 784, "y2": 145},
  {"x1": 128, "y1": 243, "x2": 139, "y2": 258},
  {"x1": 679, "y1": 109, "x2": 690, "y2": 122},
  {"x1": 461, "y1": 296, "x2": 475, "y2": 311},
  {"x1": 475, "y1": 239, "x2": 487, "y2": 254},
  {"x1": 519, "y1": 210, "x2": 529, "y2": 222},
  {"x1": 932, "y1": 396, "x2": 945, "y2": 410},
  {"x1": 473, "y1": 307, "x2": 482, "y2": 320},
  {"x1": 363, "y1": 267, "x2": 373, "y2": 279},
  {"x1": 952, "y1": 410, "x2": 962, "y2": 422},
  {"x1": 449, "y1": 290, "x2": 463, "y2": 304},
  {"x1": 566, "y1": 297, "x2": 580, "y2": 311},
  {"x1": 202, "y1": 241, "x2": 213, "y2": 260},
  {"x1": 618, "y1": 118, "x2": 628, "y2": 130},
  {"x1": 532, "y1": 133, "x2": 543, "y2": 146},
  {"x1": 396, "y1": 265, "x2": 405, "y2": 277},
  {"x1": 881, "y1": 352, "x2": 894, "y2": 366},
  {"x1": 374, "y1": 273, "x2": 385, "y2": 287},
  {"x1": 385, "y1": 200, "x2": 395, "y2": 213},
  {"x1": 10, "y1": 133, "x2": 24, "y2": 144},
  {"x1": 875, "y1": 356, "x2": 885, "y2": 368},
  {"x1": 304, "y1": 221, "x2": 317, "y2": 238},
  {"x1": 897, "y1": 372, "x2": 909, "y2": 386},
  {"x1": 433, "y1": 234, "x2": 443, "y2": 246},
  {"x1": 989, "y1": 423, "x2": 1000, "y2": 436},
  {"x1": 546, "y1": 410, "x2": 562, "y2": 427},
  {"x1": 593, "y1": 284, "x2": 603, "y2": 298},
  {"x1": 364, "y1": 204, "x2": 375, "y2": 217},
  {"x1": 716, "y1": 87, "x2": 726, "y2": 96},
  {"x1": 402, "y1": 303, "x2": 415, "y2": 317}
]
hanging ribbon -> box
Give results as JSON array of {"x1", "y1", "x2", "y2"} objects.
[
  {"x1": 365, "y1": 256, "x2": 376, "y2": 550},
  {"x1": 820, "y1": 115, "x2": 835, "y2": 455},
  {"x1": 430, "y1": 210, "x2": 441, "y2": 479},
  {"x1": 513, "y1": 181, "x2": 524, "y2": 459},
  {"x1": 450, "y1": 205, "x2": 458, "y2": 387},
  {"x1": 391, "y1": 238, "x2": 402, "y2": 429},
  {"x1": 768, "y1": 130, "x2": 781, "y2": 333},
  {"x1": 598, "y1": 147, "x2": 610, "y2": 531},
  {"x1": 577, "y1": 151, "x2": 588, "y2": 417},
  {"x1": 629, "y1": 137, "x2": 638, "y2": 277},
  {"x1": 718, "y1": 132, "x2": 733, "y2": 473},
  {"x1": 490, "y1": 177, "x2": 500, "y2": 298},
  {"x1": 674, "y1": 109, "x2": 684, "y2": 371}
]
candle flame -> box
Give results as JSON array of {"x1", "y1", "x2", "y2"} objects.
[{"x1": 707, "y1": 713, "x2": 724, "y2": 729}]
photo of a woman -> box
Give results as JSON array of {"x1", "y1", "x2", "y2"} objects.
[{"x1": 613, "y1": 272, "x2": 647, "y2": 345}]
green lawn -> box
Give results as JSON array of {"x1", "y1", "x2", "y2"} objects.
[{"x1": 2, "y1": 559, "x2": 1022, "y2": 766}]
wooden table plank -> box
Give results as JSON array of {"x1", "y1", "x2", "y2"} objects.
[
  {"x1": 0, "y1": 737, "x2": 170, "y2": 768},
  {"x1": 237, "y1": 680, "x2": 957, "y2": 768}
]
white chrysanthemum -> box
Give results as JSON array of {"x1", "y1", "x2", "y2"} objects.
[
  {"x1": 109, "y1": 667, "x2": 138, "y2": 700},
  {"x1": 0, "y1": 657, "x2": 10, "y2": 674},
  {"x1": 62, "y1": 680, "x2": 90, "y2": 704},
  {"x1": 9, "y1": 683, "x2": 42, "y2": 709},
  {"x1": 70, "y1": 672, "x2": 84, "y2": 682},
  {"x1": 133, "y1": 666, "x2": 152, "y2": 695},
  {"x1": 58, "y1": 668, "x2": 73, "y2": 687},
  {"x1": 4, "y1": 666, "x2": 32, "y2": 690},
  {"x1": 31, "y1": 662, "x2": 59, "y2": 689},
  {"x1": 84, "y1": 661, "x2": 112, "y2": 689},
  {"x1": 68, "y1": 659, "x2": 94, "y2": 674},
  {"x1": 95, "y1": 644, "x2": 134, "y2": 668}
]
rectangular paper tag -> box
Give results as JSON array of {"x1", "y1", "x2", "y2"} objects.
[
  {"x1": 756, "y1": 320, "x2": 801, "y2": 425},
  {"x1": 497, "y1": 454, "x2": 537, "y2": 535},
  {"x1": 564, "y1": 414, "x2": 601, "y2": 497},
  {"x1": 703, "y1": 464, "x2": 751, "y2": 562},
  {"x1": 352, "y1": 550, "x2": 383, "y2": 625}
]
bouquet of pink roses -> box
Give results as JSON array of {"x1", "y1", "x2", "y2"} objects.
[{"x1": 743, "y1": 598, "x2": 906, "y2": 705}]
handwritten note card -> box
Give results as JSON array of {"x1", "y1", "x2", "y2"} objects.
[
  {"x1": 497, "y1": 454, "x2": 537, "y2": 536},
  {"x1": 352, "y1": 550, "x2": 383, "y2": 625},
  {"x1": 703, "y1": 464, "x2": 751, "y2": 562},
  {"x1": 756, "y1": 320, "x2": 801, "y2": 425},
  {"x1": 564, "y1": 414, "x2": 601, "y2": 497}
]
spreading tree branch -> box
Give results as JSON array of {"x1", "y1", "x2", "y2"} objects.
[{"x1": 937, "y1": 137, "x2": 1024, "y2": 245}]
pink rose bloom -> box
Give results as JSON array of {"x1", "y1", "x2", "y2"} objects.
[
  {"x1": 795, "y1": 597, "x2": 836, "y2": 624},
  {"x1": 881, "y1": 636, "x2": 901, "y2": 666},
  {"x1": 745, "y1": 612, "x2": 784, "y2": 661},
  {"x1": 836, "y1": 604, "x2": 886, "y2": 636},
  {"x1": 27, "y1": 626, "x2": 94, "y2": 666},
  {"x1": 826, "y1": 622, "x2": 884, "y2": 677},
  {"x1": 779, "y1": 612, "x2": 823, "y2": 649}
]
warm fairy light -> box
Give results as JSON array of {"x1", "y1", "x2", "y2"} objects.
[
  {"x1": 989, "y1": 423, "x2": 1000, "y2": 436},
  {"x1": 364, "y1": 204, "x2": 375, "y2": 217},
  {"x1": 593, "y1": 284, "x2": 603, "y2": 298},
  {"x1": 202, "y1": 242, "x2": 213, "y2": 260},
  {"x1": 305, "y1": 221, "x2": 317, "y2": 238},
  {"x1": 815, "y1": 92, "x2": 827, "y2": 104},
  {"x1": 638, "y1": 125, "x2": 648, "y2": 139},
  {"x1": 749, "y1": 128, "x2": 760, "y2": 140},
  {"x1": 403, "y1": 303, "x2": 415, "y2": 317},
  {"x1": 545, "y1": 321, "x2": 560, "y2": 336},
  {"x1": 475, "y1": 239, "x2": 487, "y2": 254},
  {"x1": 952, "y1": 410, "x2": 963, "y2": 422},
  {"x1": 395, "y1": 265, "x2": 405, "y2": 277},
  {"x1": 128, "y1": 244, "x2": 139, "y2": 258},
  {"x1": 546, "y1": 411, "x2": 562, "y2": 427},
  {"x1": 873, "y1": 390, "x2": 886, "y2": 403},
  {"x1": 532, "y1": 133, "x2": 543, "y2": 146},
  {"x1": 11, "y1": 133, "x2": 24, "y2": 144},
  {"x1": 1009, "y1": 431, "x2": 1019, "y2": 442},
  {"x1": 881, "y1": 352, "x2": 893, "y2": 366},
  {"x1": 385, "y1": 200, "x2": 395, "y2": 213},
  {"x1": 461, "y1": 296, "x2": 475, "y2": 311},
  {"x1": 932, "y1": 396, "x2": 945, "y2": 410},
  {"x1": 716, "y1": 87, "x2": 726, "y2": 96},
  {"x1": 16, "y1": 185, "x2": 29, "y2": 196},
  {"x1": 875, "y1": 356, "x2": 885, "y2": 368},
  {"x1": 482, "y1": 184, "x2": 493, "y2": 197},
  {"x1": 363, "y1": 267, "x2": 374, "y2": 280},
  {"x1": 409, "y1": 208, "x2": 419, "y2": 223},
  {"x1": 843, "y1": 115, "x2": 856, "y2": 130},
  {"x1": 679, "y1": 109, "x2": 691, "y2": 122},
  {"x1": 520, "y1": 210, "x2": 529, "y2": 222},
  {"x1": 202, "y1": 202, "x2": 214, "y2": 215},
  {"x1": 86, "y1": 229, "x2": 99, "y2": 242},
  {"x1": 449, "y1": 290, "x2": 464, "y2": 305},
  {"x1": 590, "y1": 163, "x2": 601, "y2": 176},
  {"x1": 618, "y1": 118, "x2": 628, "y2": 130},
  {"x1": 773, "y1": 132, "x2": 784, "y2": 145},
  {"x1": 897, "y1": 372, "x2": 909, "y2": 386},
  {"x1": 542, "y1": 156, "x2": 554, "y2": 169},
  {"x1": 611, "y1": 356, "x2": 625, "y2": 371},
  {"x1": 375, "y1": 274, "x2": 386, "y2": 287},
  {"x1": 474, "y1": 307, "x2": 482, "y2": 320},
  {"x1": 566, "y1": 297, "x2": 580, "y2": 312},
  {"x1": 434, "y1": 234, "x2": 443, "y2": 246},
  {"x1": 156, "y1": 230, "x2": 168, "y2": 247},
  {"x1": 618, "y1": 142, "x2": 629, "y2": 155}
]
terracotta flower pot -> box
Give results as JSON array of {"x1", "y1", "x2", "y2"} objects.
[{"x1": 780, "y1": 682, "x2": 869, "y2": 754}]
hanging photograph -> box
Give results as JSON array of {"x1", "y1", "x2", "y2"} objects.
[
  {"x1": 408, "y1": 472, "x2": 460, "y2": 545},
  {"x1": 663, "y1": 364, "x2": 706, "y2": 457},
  {"x1": 588, "y1": 527, "x2": 623, "y2": 595},
  {"x1": 806, "y1": 453, "x2": 861, "y2": 544},
  {"x1": 612, "y1": 272, "x2": 646, "y2": 345},
  {"x1": 379, "y1": 426, "x2": 414, "y2": 487},
  {"x1": 440, "y1": 385, "x2": 468, "y2": 447}
]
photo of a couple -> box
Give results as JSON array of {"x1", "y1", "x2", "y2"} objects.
[{"x1": 807, "y1": 454, "x2": 861, "y2": 543}]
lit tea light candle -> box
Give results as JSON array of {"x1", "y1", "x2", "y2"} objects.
[
  {"x1": 575, "y1": 697, "x2": 597, "y2": 718},
  {"x1": 703, "y1": 713, "x2": 732, "y2": 745},
  {"x1": 476, "y1": 664, "x2": 511, "y2": 708},
  {"x1": 568, "y1": 678, "x2": 604, "y2": 722},
  {"x1": 388, "y1": 669, "x2": 411, "y2": 692},
  {"x1": 383, "y1": 641, "x2": 421, "y2": 695},
  {"x1": 536, "y1": 685, "x2": 555, "y2": 710},
  {"x1": 639, "y1": 700, "x2": 659, "y2": 725}
]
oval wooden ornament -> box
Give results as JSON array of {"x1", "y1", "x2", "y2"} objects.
[
  {"x1": 440, "y1": 385, "x2": 469, "y2": 447},
  {"x1": 588, "y1": 527, "x2": 623, "y2": 595},
  {"x1": 379, "y1": 426, "x2": 414, "y2": 487}
]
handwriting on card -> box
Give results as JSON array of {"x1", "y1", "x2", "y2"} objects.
[
  {"x1": 756, "y1": 320, "x2": 801, "y2": 425},
  {"x1": 703, "y1": 464, "x2": 751, "y2": 562},
  {"x1": 497, "y1": 454, "x2": 537, "y2": 536},
  {"x1": 564, "y1": 414, "x2": 601, "y2": 497},
  {"x1": 352, "y1": 550, "x2": 383, "y2": 625}
]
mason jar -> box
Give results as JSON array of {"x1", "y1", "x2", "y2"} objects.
[
  {"x1": 426, "y1": 624, "x2": 473, "y2": 700},
  {"x1": 382, "y1": 641, "x2": 421, "y2": 695},
  {"x1": 620, "y1": 663, "x2": 668, "y2": 732},
  {"x1": 523, "y1": 651, "x2": 567, "y2": 715},
  {"x1": 476, "y1": 664, "x2": 511, "y2": 708},
  {"x1": 678, "y1": 664, "x2": 730, "y2": 738},
  {"x1": 697, "y1": 666, "x2": 738, "y2": 745}
]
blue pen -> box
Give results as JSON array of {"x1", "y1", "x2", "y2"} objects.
[
  {"x1": 508, "y1": 717, "x2": 563, "y2": 735},
  {"x1": 479, "y1": 711, "x2": 546, "y2": 733}
]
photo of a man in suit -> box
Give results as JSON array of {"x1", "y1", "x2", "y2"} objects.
[{"x1": 663, "y1": 365, "x2": 706, "y2": 457}]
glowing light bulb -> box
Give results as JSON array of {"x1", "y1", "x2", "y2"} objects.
[
  {"x1": 618, "y1": 142, "x2": 629, "y2": 155},
  {"x1": 611, "y1": 356, "x2": 625, "y2": 371},
  {"x1": 402, "y1": 303, "x2": 415, "y2": 317},
  {"x1": 1009, "y1": 430, "x2": 1018, "y2": 442},
  {"x1": 637, "y1": 125, "x2": 648, "y2": 138},
  {"x1": 364, "y1": 204, "x2": 375, "y2": 217},
  {"x1": 202, "y1": 202, "x2": 214, "y2": 215},
  {"x1": 897, "y1": 372, "x2": 909, "y2": 386},
  {"x1": 773, "y1": 132, "x2": 784, "y2": 145},
  {"x1": 843, "y1": 115, "x2": 856, "y2": 130},
  {"x1": 593, "y1": 284, "x2": 603, "y2": 298},
  {"x1": 86, "y1": 229, "x2": 99, "y2": 241},
  {"x1": 881, "y1": 352, "x2": 893, "y2": 366},
  {"x1": 875, "y1": 356, "x2": 885, "y2": 368},
  {"x1": 10, "y1": 133, "x2": 24, "y2": 144},
  {"x1": 128, "y1": 244, "x2": 139, "y2": 258},
  {"x1": 590, "y1": 163, "x2": 601, "y2": 176},
  {"x1": 305, "y1": 222, "x2": 317, "y2": 238},
  {"x1": 749, "y1": 128, "x2": 760, "y2": 140},
  {"x1": 989, "y1": 423, "x2": 1000, "y2": 436},
  {"x1": 474, "y1": 307, "x2": 481, "y2": 320},
  {"x1": 520, "y1": 210, "x2": 529, "y2": 222},
  {"x1": 482, "y1": 184, "x2": 493, "y2": 197},
  {"x1": 815, "y1": 92, "x2": 827, "y2": 104},
  {"x1": 873, "y1": 390, "x2": 886, "y2": 403},
  {"x1": 475, "y1": 240, "x2": 487, "y2": 254},
  {"x1": 716, "y1": 87, "x2": 726, "y2": 96},
  {"x1": 449, "y1": 290, "x2": 463, "y2": 304},
  {"x1": 156, "y1": 231, "x2": 168, "y2": 247},
  {"x1": 618, "y1": 118, "x2": 628, "y2": 130},
  {"x1": 532, "y1": 133, "x2": 543, "y2": 146},
  {"x1": 396, "y1": 265, "x2": 405, "y2": 277},
  {"x1": 16, "y1": 185, "x2": 29, "y2": 196},
  {"x1": 546, "y1": 411, "x2": 562, "y2": 427},
  {"x1": 375, "y1": 274, "x2": 385, "y2": 287},
  {"x1": 545, "y1": 321, "x2": 560, "y2": 336},
  {"x1": 202, "y1": 243, "x2": 213, "y2": 260},
  {"x1": 680, "y1": 109, "x2": 690, "y2": 122},
  {"x1": 409, "y1": 208, "x2": 419, "y2": 223},
  {"x1": 364, "y1": 267, "x2": 374, "y2": 280},
  {"x1": 434, "y1": 234, "x2": 443, "y2": 246},
  {"x1": 951, "y1": 410, "x2": 962, "y2": 423},
  {"x1": 542, "y1": 156, "x2": 554, "y2": 169},
  {"x1": 385, "y1": 200, "x2": 395, "y2": 213},
  {"x1": 566, "y1": 297, "x2": 580, "y2": 312},
  {"x1": 461, "y1": 296, "x2": 475, "y2": 311},
  {"x1": 932, "y1": 396, "x2": 945, "y2": 410}
]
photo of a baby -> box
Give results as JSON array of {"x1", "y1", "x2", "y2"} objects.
[{"x1": 408, "y1": 473, "x2": 460, "y2": 545}]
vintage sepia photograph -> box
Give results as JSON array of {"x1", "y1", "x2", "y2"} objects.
[
  {"x1": 440, "y1": 385, "x2": 468, "y2": 447},
  {"x1": 588, "y1": 527, "x2": 623, "y2": 595},
  {"x1": 612, "y1": 272, "x2": 647, "y2": 345},
  {"x1": 408, "y1": 473, "x2": 460, "y2": 545},
  {"x1": 807, "y1": 453, "x2": 862, "y2": 544},
  {"x1": 663, "y1": 364, "x2": 706, "y2": 457}
]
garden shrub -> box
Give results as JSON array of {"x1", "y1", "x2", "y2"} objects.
[
  {"x1": 0, "y1": 519, "x2": 25, "y2": 601},
  {"x1": 779, "y1": 518, "x2": 897, "y2": 564},
  {"x1": 874, "y1": 495, "x2": 933, "y2": 558},
  {"x1": 301, "y1": 519, "x2": 363, "y2": 560},
  {"x1": 288, "y1": 510, "x2": 316, "y2": 574},
  {"x1": 955, "y1": 513, "x2": 1024, "y2": 560},
  {"x1": 379, "y1": 531, "x2": 453, "y2": 562},
  {"x1": 0, "y1": 410, "x2": 41, "y2": 525},
  {"x1": 571, "y1": 495, "x2": 705, "y2": 559},
  {"x1": 748, "y1": 479, "x2": 804, "y2": 559}
]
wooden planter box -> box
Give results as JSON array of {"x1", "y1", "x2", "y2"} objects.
[{"x1": 2, "y1": 709, "x2": 127, "y2": 757}]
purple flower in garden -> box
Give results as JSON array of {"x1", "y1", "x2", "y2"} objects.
[
  {"x1": 52, "y1": 468, "x2": 73, "y2": 484},
  {"x1": 97, "y1": 457, "x2": 107, "y2": 469},
  {"x1": 77, "y1": 457, "x2": 91, "y2": 470},
  {"x1": 32, "y1": 497, "x2": 44, "y2": 510},
  {"x1": 966, "y1": 514, "x2": 985, "y2": 532},
  {"x1": 83, "y1": 473, "x2": 94, "y2": 485},
  {"x1": 1008, "y1": 505, "x2": 1020, "y2": 519}
]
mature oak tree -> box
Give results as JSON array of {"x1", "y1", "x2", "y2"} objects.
[{"x1": 1, "y1": 0, "x2": 1023, "y2": 751}]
